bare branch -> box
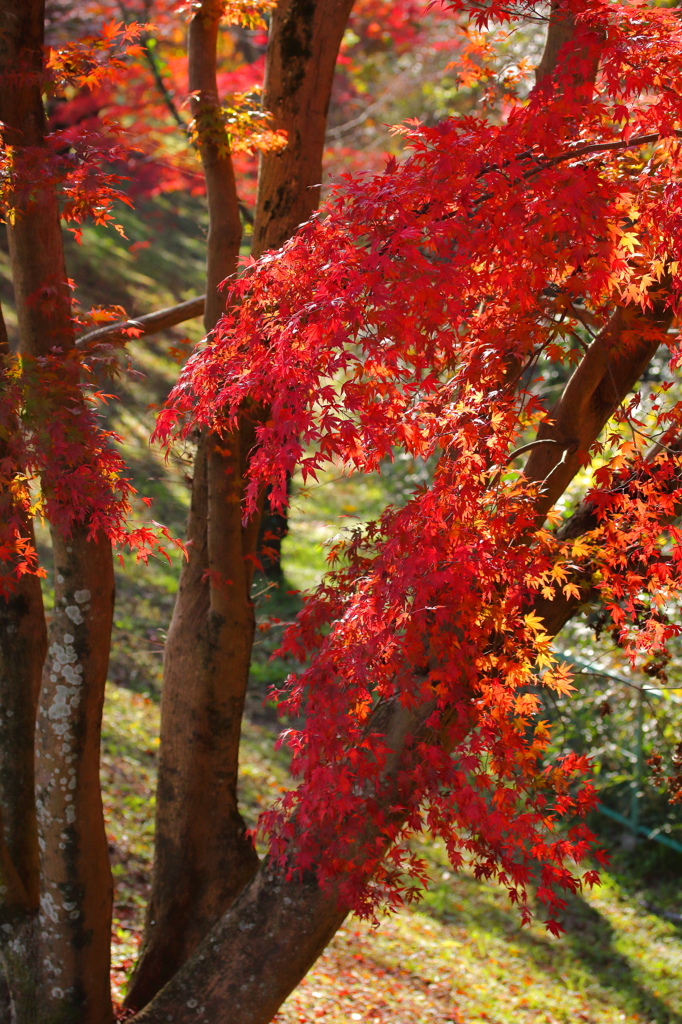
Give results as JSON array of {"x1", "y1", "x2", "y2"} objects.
[{"x1": 75, "y1": 295, "x2": 206, "y2": 349}]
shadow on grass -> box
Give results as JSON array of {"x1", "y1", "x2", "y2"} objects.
[
  {"x1": 422, "y1": 868, "x2": 682, "y2": 1024},
  {"x1": 559, "y1": 889, "x2": 682, "y2": 1024}
]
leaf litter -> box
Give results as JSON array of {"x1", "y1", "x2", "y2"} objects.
[{"x1": 103, "y1": 685, "x2": 682, "y2": 1022}]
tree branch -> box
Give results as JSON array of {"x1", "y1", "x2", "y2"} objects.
[
  {"x1": 142, "y1": 37, "x2": 188, "y2": 131},
  {"x1": 523, "y1": 290, "x2": 674, "y2": 520},
  {"x1": 75, "y1": 295, "x2": 206, "y2": 349}
]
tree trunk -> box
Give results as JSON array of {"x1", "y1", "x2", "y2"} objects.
[
  {"x1": 253, "y1": 0, "x2": 355, "y2": 572},
  {"x1": 127, "y1": 0, "x2": 357, "y2": 1009},
  {"x1": 251, "y1": 0, "x2": 356, "y2": 257},
  {"x1": 124, "y1": 3, "x2": 258, "y2": 1008},
  {"x1": 31, "y1": 529, "x2": 115, "y2": 1024},
  {"x1": 0, "y1": 3, "x2": 116, "y2": 1019}
]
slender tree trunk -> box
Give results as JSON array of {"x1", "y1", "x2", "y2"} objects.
[
  {"x1": 0, "y1": 3, "x2": 115, "y2": 1019},
  {"x1": 125, "y1": 3, "x2": 258, "y2": 1008}
]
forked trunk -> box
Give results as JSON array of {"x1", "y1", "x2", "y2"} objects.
[{"x1": 127, "y1": 0, "x2": 356, "y2": 1009}]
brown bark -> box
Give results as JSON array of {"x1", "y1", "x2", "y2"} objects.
[
  {"x1": 253, "y1": 0, "x2": 356, "y2": 570},
  {"x1": 523, "y1": 297, "x2": 673, "y2": 519},
  {"x1": 127, "y1": 0, "x2": 357, "y2": 1009},
  {"x1": 251, "y1": 0, "x2": 355, "y2": 258},
  {"x1": 125, "y1": 3, "x2": 257, "y2": 1008},
  {"x1": 534, "y1": 0, "x2": 601, "y2": 89},
  {"x1": 0, "y1": 3, "x2": 116, "y2": 1019},
  {"x1": 0, "y1": 546, "x2": 44, "y2": 916}
]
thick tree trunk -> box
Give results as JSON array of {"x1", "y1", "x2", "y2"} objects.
[
  {"x1": 253, "y1": 0, "x2": 355, "y2": 571},
  {"x1": 251, "y1": 0, "x2": 356, "y2": 258},
  {"x1": 127, "y1": 0, "x2": 356, "y2": 1009},
  {"x1": 31, "y1": 529, "x2": 115, "y2": 1024},
  {"x1": 0, "y1": 3, "x2": 116, "y2": 1019},
  {"x1": 131, "y1": 862, "x2": 349, "y2": 1024}
]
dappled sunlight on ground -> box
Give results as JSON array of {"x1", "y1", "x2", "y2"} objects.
[{"x1": 102, "y1": 685, "x2": 682, "y2": 1023}]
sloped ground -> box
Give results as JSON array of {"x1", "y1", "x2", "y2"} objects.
[{"x1": 102, "y1": 684, "x2": 682, "y2": 1024}]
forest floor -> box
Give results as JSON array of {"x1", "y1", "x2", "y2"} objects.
[
  {"x1": 103, "y1": 683, "x2": 682, "y2": 1024},
  {"x1": 4, "y1": 198, "x2": 682, "y2": 1023}
]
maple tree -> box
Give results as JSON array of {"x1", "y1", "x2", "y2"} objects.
[{"x1": 2, "y1": 0, "x2": 682, "y2": 1022}]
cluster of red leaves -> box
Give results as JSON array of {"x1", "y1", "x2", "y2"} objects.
[
  {"x1": 0, "y1": 21, "x2": 144, "y2": 239},
  {"x1": 40, "y1": 1, "x2": 284, "y2": 206},
  {"x1": 0, "y1": 340, "x2": 181, "y2": 595},
  {"x1": 157, "y1": 0, "x2": 682, "y2": 928}
]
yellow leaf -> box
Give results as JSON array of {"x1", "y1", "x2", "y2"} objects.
[{"x1": 523, "y1": 611, "x2": 545, "y2": 633}]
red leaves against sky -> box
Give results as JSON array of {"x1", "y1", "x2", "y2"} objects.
[{"x1": 157, "y1": 0, "x2": 682, "y2": 927}]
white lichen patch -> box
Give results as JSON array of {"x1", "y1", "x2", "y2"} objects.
[
  {"x1": 61, "y1": 664, "x2": 82, "y2": 685},
  {"x1": 74, "y1": 590, "x2": 91, "y2": 604},
  {"x1": 47, "y1": 686, "x2": 78, "y2": 721},
  {"x1": 65, "y1": 605, "x2": 84, "y2": 624},
  {"x1": 40, "y1": 892, "x2": 59, "y2": 924}
]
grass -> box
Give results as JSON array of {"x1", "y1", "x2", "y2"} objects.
[{"x1": 102, "y1": 683, "x2": 682, "y2": 1023}]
